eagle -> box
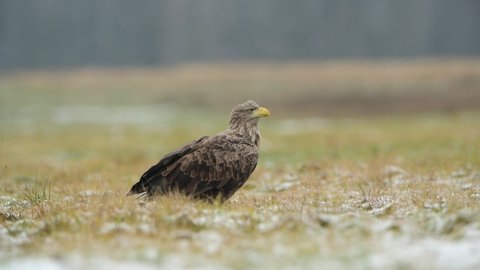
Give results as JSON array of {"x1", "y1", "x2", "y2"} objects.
[{"x1": 127, "y1": 100, "x2": 270, "y2": 201}]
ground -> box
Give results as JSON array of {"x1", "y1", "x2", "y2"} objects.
[{"x1": 1, "y1": 60, "x2": 480, "y2": 269}]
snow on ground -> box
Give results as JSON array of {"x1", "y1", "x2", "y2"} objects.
[
  {"x1": 1, "y1": 236, "x2": 480, "y2": 270},
  {"x1": 0, "y1": 256, "x2": 170, "y2": 270},
  {"x1": 370, "y1": 236, "x2": 480, "y2": 270}
]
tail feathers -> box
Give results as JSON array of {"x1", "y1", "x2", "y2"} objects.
[
  {"x1": 127, "y1": 181, "x2": 148, "y2": 196},
  {"x1": 127, "y1": 177, "x2": 165, "y2": 197},
  {"x1": 126, "y1": 189, "x2": 138, "y2": 196},
  {"x1": 126, "y1": 190, "x2": 148, "y2": 199}
]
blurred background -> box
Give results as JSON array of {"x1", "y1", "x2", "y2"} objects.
[
  {"x1": 1, "y1": 0, "x2": 480, "y2": 121},
  {"x1": 2, "y1": 0, "x2": 480, "y2": 69}
]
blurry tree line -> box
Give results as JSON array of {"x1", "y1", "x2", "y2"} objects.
[{"x1": 1, "y1": 0, "x2": 479, "y2": 70}]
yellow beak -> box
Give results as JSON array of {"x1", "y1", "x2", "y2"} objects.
[{"x1": 252, "y1": 107, "x2": 271, "y2": 117}]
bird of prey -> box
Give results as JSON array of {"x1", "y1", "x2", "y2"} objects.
[{"x1": 127, "y1": 100, "x2": 270, "y2": 201}]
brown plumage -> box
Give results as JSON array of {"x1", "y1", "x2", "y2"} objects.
[{"x1": 127, "y1": 100, "x2": 270, "y2": 201}]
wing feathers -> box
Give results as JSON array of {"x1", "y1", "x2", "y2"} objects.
[{"x1": 127, "y1": 136, "x2": 208, "y2": 195}]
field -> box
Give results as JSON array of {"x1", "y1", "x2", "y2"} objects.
[{"x1": 1, "y1": 60, "x2": 480, "y2": 269}]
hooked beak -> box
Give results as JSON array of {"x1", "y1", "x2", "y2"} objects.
[{"x1": 252, "y1": 107, "x2": 271, "y2": 118}]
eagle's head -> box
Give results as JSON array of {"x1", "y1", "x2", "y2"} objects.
[{"x1": 229, "y1": 100, "x2": 270, "y2": 130}]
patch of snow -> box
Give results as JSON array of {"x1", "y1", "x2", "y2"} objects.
[
  {"x1": 0, "y1": 256, "x2": 169, "y2": 270},
  {"x1": 1, "y1": 257, "x2": 64, "y2": 270},
  {"x1": 195, "y1": 231, "x2": 224, "y2": 254},
  {"x1": 80, "y1": 190, "x2": 97, "y2": 197},
  {"x1": 274, "y1": 182, "x2": 297, "y2": 192},
  {"x1": 62, "y1": 195, "x2": 74, "y2": 202},
  {"x1": 452, "y1": 169, "x2": 467, "y2": 178},
  {"x1": 0, "y1": 225, "x2": 31, "y2": 259},
  {"x1": 368, "y1": 204, "x2": 393, "y2": 216},
  {"x1": 370, "y1": 219, "x2": 398, "y2": 233},
  {"x1": 460, "y1": 183, "x2": 473, "y2": 190},
  {"x1": 210, "y1": 212, "x2": 235, "y2": 230},
  {"x1": 383, "y1": 165, "x2": 409, "y2": 186},
  {"x1": 370, "y1": 237, "x2": 480, "y2": 270},
  {"x1": 384, "y1": 165, "x2": 407, "y2": 176},
  {"x1": 257, "y1": 214, "x2": 282, "y2": 232},
  {"x1": 340, "y1": 198, "x2": 359, "y2": 211},
  {"x1": 137, "y1": 223, "x2": 156, "y2": 234},
  {"x1": 191, "y1": 216, "x2": 207, "y2": 227},
  {"x1": 99, "y1": 222, "x2": 134, "y2": 235},
  {"x1": 1, "y1": 196, "x2": 28, "y2": 211},
  {"x1": 471, "y1": 193, "x2": 480, "y2": 199},
  {"x1": 424, "y1": 196, "x2": 447, "y2": 211}
]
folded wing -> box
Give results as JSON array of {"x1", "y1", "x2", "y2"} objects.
[{"x1": 128, "y1": 134, "x2": 258, "y2": 200}]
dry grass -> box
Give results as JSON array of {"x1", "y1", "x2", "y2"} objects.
[{"x1": 1, "y1": 60, "x2": 480, "y2": 269}]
